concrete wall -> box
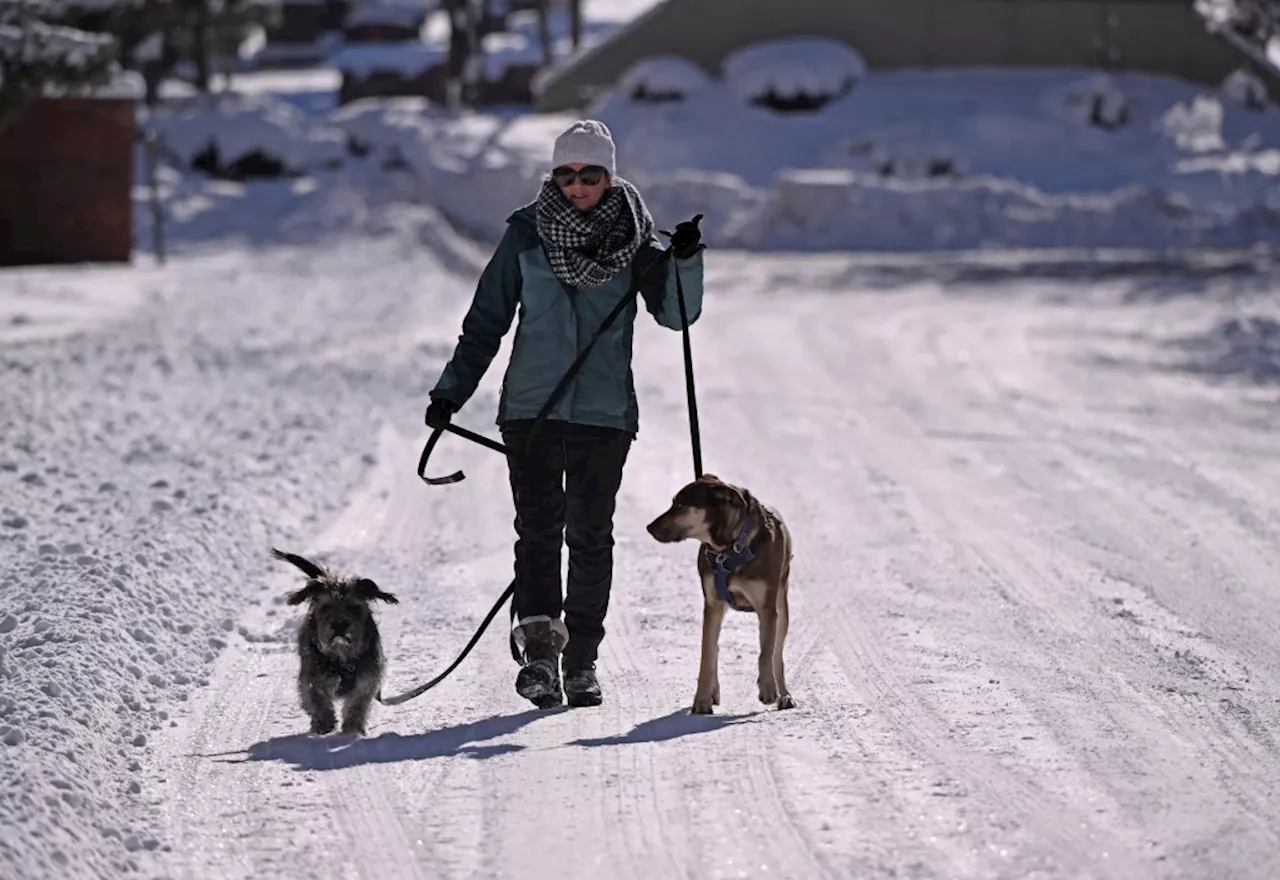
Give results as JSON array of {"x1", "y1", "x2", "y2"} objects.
[
  {"x1": 534, "y1": 0, "x2": 1251, "y2": 111},
  {"x1": 0, "y1": 97, "x2": 135, "y2": 266}
]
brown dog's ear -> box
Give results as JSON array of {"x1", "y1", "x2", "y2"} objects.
[
  {"x1": 354, "y1": 578, "x2": 399, "y2": 604},
  {"x1": 285, "y1": 581, "x2": 326, "y2": 605}
]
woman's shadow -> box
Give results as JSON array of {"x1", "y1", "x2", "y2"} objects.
[{"x1": 208, "y1": 707, "x2": 564, "y2": 772}]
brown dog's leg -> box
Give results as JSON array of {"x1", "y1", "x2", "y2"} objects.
[
  {"x1": 756, "y1": 604, "x2": 780, "y2": 705},
  {"x1": 774, "y1": 587, "x2": 795, "y2": 709},
  {"x1": 693, "y1": 593, "x2": 726, "y2": 714}
]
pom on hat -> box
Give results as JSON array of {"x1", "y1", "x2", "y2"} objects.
[{"x1": 551, "y1": 119, "x2": 616, "y2": 175}]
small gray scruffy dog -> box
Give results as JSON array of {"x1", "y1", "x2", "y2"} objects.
[{"x1": 272, "y1": 547, "x2": 399, "y2": 736}]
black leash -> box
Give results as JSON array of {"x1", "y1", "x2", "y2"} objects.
[
  {"x1": 377, "y1": 580, "x2": 514, "y2": 705},
  {"x1": 672, "y1": 248, "x2": 703, "y2": 478},
  {"x1": 379, "y1": 233, "x2": 703, "y2": 706}
]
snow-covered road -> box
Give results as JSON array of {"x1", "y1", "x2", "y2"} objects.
[{"x1": 5, "y1": 194, "x2": 1280, "y2": 879}]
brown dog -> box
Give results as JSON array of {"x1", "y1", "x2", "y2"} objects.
[{"x1": 646, "y1": 474, "x2": 796, "y2": 714}]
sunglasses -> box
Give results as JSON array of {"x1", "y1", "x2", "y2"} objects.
[{"x1": 552, "y1": 165, "x2": 608, "y2": 187}]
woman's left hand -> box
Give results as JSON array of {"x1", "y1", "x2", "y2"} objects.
[{"x1": 661, "y1": 214, "x2": 704, "y2": 259}]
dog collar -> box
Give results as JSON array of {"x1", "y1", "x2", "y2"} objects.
[{"x1": 704, "y1": 517, "x2": 757, "y2": 613}]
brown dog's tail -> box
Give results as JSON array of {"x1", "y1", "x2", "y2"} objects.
[{"x1": 270, "y1": 547, "x2": 328, "y2": 580}]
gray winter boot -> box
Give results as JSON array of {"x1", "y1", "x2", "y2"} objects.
[{"x1": 513, "y1": 616, "x2": 568, "y2": 709}]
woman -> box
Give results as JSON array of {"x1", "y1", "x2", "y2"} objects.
[{"x1": 424, "y1": 119, "x2": 706, "y2": 708}]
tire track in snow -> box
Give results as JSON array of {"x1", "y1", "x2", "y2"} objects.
[
  {"x1": 149, "y1": 426, "x2": 443, "y2": 880},
  {"x1": 700, "y1": 298, "x2": 1157, "y2": 876},
  {"x1": 856, "y1": 290, "x2": 1280, "y2": 871}
]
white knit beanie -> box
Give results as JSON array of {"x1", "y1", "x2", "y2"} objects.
[{"x1": 551, "y1": 119, "x2": 616, "y2": 174}]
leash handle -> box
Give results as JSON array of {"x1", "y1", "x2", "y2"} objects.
[{"x1": 417, "y1": 422, "x2": 511, "y2": 485}]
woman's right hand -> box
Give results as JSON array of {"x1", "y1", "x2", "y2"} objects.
[{"x1": 425, "y1": 398, "x2": 458, "y2": 429}]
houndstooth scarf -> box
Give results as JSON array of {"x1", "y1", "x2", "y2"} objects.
[{"x1": 535, "y1": 176, "x2": 654, "y2": 288}]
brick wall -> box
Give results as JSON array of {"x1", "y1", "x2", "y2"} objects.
[{"x1": 0, "y1": 97, "x2": 135, "y2": 266}]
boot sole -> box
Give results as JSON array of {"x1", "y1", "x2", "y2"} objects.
[{"x1": 566, "y1": 690, "x2": 602, "y2": 707}]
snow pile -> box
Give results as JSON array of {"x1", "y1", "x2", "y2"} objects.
[
  {"x1": 328, "y1": 95, "x2": 446, "y2": 163},
  {"x1": 735, "y1": 169, "x2": 1279, "y2": 251},
  {"x1": 149, "y1": 92, "x2": 349, "y2": 178},
  {"x1": 0, "y1": 188, "x2": 478, "y2": 879},
  {"x1": 357, "y1": 69, "x2": 1278, "y2": 250},
  {"x1": 721, "y1": 37, "x2": 866, "y2": 110},
  {"x1": 615, "y1": 55, "x2": 711, "y2": 102},
  {"x1": 131, "y1": 65, "x2": 1280, "y2": 251}
]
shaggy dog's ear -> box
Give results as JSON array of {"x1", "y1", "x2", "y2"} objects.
[
  {"x1": 285, "y1": 581, "x2": 326, "y2": 605},
  {"x1": 354, "y1": 578, "x2": 399, "y2": 604}
]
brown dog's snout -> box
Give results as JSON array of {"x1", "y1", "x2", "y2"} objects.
[{"x1": 646, "y1": 509, "x2": 680, "y2": 542}]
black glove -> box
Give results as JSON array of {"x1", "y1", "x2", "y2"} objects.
[
  {"x1": 660, "y1": 213, "x2": 705, "y2": 260},
  {"x1": 424, "y1": 397, "x2": 458, "y2": 429}
]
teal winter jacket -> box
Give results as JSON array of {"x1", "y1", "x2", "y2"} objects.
[{"x1": 430, "y1": 201, "x2": 705, "y2": 435}]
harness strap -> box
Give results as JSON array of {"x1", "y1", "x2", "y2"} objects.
[{"x1": 704, "y1": 517, "x2": 757, "y2": 613}]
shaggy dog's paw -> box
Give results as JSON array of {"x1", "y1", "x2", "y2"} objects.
[{"x1": 776, "y1": 694, "x2": 797, "y2": 710}]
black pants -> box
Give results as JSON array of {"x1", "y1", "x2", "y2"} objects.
[{"x1": 500, "y1": 420, "x2": 632, "y2": 666}]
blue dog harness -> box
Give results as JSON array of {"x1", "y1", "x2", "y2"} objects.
[{"x1": 703, "y1": 517, "x2": 759, "y2": 613}]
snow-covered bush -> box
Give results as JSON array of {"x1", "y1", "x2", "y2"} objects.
[
  {"x1": 328, "y1": 96, "x2": 446, "y2": 169},
  {"x1": 614, "y1": 55, "x2": 711, "y2": 103},
  {"x1": 721, "y1": 37, "x2": 866, "y2": 112},
  {"x1": 1222, "y1": 67, "x2": 1271, "y2": 109},
  {"x1": 1160, "y1": 95, "x2": 1226, "y2": 152},
  {"x1": 0, "y1": 0, "x2": 120, "y2": 126},
  {"x1": 152, "y1": 92, "x2": 348, "y2": 180}
]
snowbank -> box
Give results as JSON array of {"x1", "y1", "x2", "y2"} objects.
[
  {"x1": 0, "y1": 183, "x2": 481, "y2": 880},
  {"x1": 341, "y1": 69, "x2": 1280, "y2": 250},
  {"x1": 135, "y1": 66, "x2": 1280, "y2": 252},
  {"x1": 148, "y1": 92, "x2": 349, "y2": 177}
]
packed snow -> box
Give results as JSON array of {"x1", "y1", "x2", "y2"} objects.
[{"x1": 6, "y1": 14, "x2": 1280, "y2": 879}]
